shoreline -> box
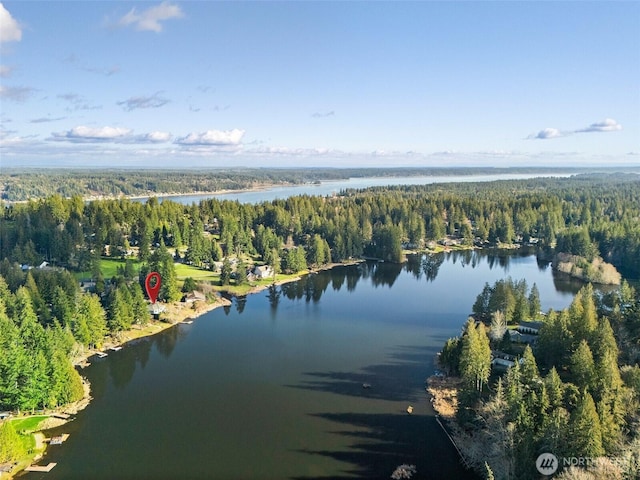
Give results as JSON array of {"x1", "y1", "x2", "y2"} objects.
[{"x1": 4, "y1": 261, "x2": 361, "y2": 478}]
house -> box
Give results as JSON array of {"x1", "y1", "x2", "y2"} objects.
[
  {"x1": 508, "y1": 329, "x2": 538, "y2": 345},
  {"x1": 517, "y1": 321, "x2": 545, "y2": 335},
  {"x1": 253, "y1": 265, "x2": 274, "y2": 280},
  {"x1": 182, "y1": 291, "x2": 206, "y2": 303},
  {"x1": 491, "y1": 351, "x2": 524, "y2": 371}
]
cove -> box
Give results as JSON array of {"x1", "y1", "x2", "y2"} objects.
[{"x1": 26, "y1": 251, "x2": 585, "y2": 480}]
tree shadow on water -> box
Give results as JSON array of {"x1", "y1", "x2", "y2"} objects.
[
  {"x1": 288, "y1": 345, "x2": 439, "y2": 402},
  {"x1": 287, "y1": 345, "x2": 480, "y2": 479},
  {"x1": 292, "y1": 412, "x2": 478, "y2": 480}
]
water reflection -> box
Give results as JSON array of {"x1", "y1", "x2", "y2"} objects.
[
  {"x1": 359, "y1": 261, "x2": 404, "y2": 288},
  {"x1": 155, "y1": 323, "x2": 183, "y2": 358},
  {"x1": 404, "y1": 253, "x2": 444, "y2": 282},
  {"x1": 267, "y1": 284, "x2": 280, "y2": 315},
  {"x1": 250, "y1": 250, "x2": 588, "y2": 314},
  {"x1": 235, "y1": 295, "x2": 248, "y2": 314}
]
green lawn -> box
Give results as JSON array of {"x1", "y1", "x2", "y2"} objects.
[
  {"x1": 174, "y1": 263, "x2": 218, "y2": 281},
  {"x1": 9, "y1": 416, "x2": 48, "y2": 433},
  {"x1": 75, "y1": 257, "x2": 142, "y2": 280}
]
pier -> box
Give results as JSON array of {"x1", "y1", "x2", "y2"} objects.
[{"x1": 25, "y1": 463, "x2": 57, "y2": 472}]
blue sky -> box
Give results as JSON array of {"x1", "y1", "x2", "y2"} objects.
[{"x1": 1, "y1": 1, "x2": 638, "y2": 168}]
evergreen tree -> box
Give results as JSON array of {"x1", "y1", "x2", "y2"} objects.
[
  {"x1": 570, "y1": 340, "x2": 596, "y2": 392},
  {"x1": 520, "y1": 345, "x2": 539, "y2": 384},
  {"x1": 220, "y1": 258, "x2": 232, "y2": 286},
  {"x1": 182, "y1": 277, "x2": 197, "y2": 293},
  {"x1": 0, "y1": 421, "x2": 26, "y2": 463},
  {"x1": 528, "y1": 283, "x2": 541, "y2": 319},
  {"x1": 459, "y1": 318, "x2": 491, "y2": 393},
  {"x1": 568, "y1": 391, "x2": 604, "y2": 458}
]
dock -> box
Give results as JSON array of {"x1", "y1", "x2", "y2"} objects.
[
  {"x1": 96, "y1": 351, "x2": 108, "y2": 358},
  {"x1": 25, "y1": 463, "x2": 57, "y2": 472},
  {"x1": 109, "y1": 346, "x2": 122, "y2": 352},
  {"x1": 49, "y1": 434, "x2": 70, "y2": 445}
]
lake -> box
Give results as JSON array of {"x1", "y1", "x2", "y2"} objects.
[
  {"x1": 26, "y1": 250, "x2": 585, "y2": 480},
  {"x1": 144, "y1": 173, "x2": 574, "y2": 205}
]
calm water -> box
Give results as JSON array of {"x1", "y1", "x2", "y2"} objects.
[
  {"x1": 28, "y1": 251, "x2": 584, "y2": 480},
  {"x1": 146, "y1": 173, "x2": 574, "y2": 205}
]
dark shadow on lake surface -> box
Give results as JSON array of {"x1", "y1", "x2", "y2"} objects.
[
  {"x1": 289, "y1": 345, "x2": 480, "y2": 480},
  {"x1": 293, "y1": 412, "x2": 479, "y2": 480},
  {"x1": 289, "y1": 345, "x2": 435, "y2": 403}
]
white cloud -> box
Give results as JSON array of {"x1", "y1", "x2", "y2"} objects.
[
  {"x1": 576, "y1": 118, "x2": 622, "y2": 133},
  {"x1": 135, "y1": 131, "x2": 172, "y2": 143},
  {"x1": 0, "y1": 3, "x2": 21, "y2": 43},
  {"x1": 175, "y1": 129, "x2": 245, "y2": 146},
  {"x1": 50, "y1": 126, "x2": 133, "y2": 143},
  {"x1": 529, "y1": 128, "x2": 565, "y2": 140},
  {"x1": 529, "y1": 118, "x2": 624, "y2": 140},
  {"x1": 117, "y1": 92, "x2": 170, "y2": 111},
  {"x1": 117, "y1": 1, "x2": 184, "y2": 32},
  {"x1": 48, "y1": 126, "x2": 173, "y2": 144}
]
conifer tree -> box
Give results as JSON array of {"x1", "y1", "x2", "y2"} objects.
[
  {"x1": 568, "y1": 391, "x2": 604, "y2": 458},
  {"x1": 570, "y1": 339, "x2": 596, "y2": 392}
]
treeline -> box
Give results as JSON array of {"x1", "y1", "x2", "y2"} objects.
[
  {"x1": 439, "y1": 282, "x2": 640, "y2": 479},
  {"x1": 2, "y1": 174, "x2": 640, "y2": 276},
  {"x1": 0, "y1": 167, "x2": 600, "y2": 202}
]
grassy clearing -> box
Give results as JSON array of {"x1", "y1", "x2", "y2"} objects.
[
  {"x1": 9, "y1": 416, "x2": 48, "y2": 434},
  {"x1": 174, "y1": 263, "x2": 218, "y2": 282}
]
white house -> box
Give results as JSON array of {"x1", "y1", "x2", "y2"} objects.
[{"x1": 253, "y1": 265, "x2": 274, "y2": 280}]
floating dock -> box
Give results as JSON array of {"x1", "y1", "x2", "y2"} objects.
[
  {"x1": 109, "y1": 346, "x2": 122, "y2": 352},
  {"x1": 96, "y1": 352, "x2": 108, "y2": 358},
  {"x1": 25, "y1": 463, "x2": 57, "y2": 472}
]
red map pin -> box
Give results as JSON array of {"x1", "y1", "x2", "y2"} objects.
[{"x1": 145, "y1": 272, "x2": 161, "y2": 303}]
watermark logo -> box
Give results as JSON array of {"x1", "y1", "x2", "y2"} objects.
[{"x1": 536, "y1": 452, "x2": 559, "y2": 475}]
